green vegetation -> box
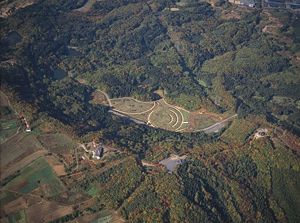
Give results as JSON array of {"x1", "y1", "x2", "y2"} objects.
[
  {"x1": 0, "y1": 106, "x2": 19, "y2": 143},
  {"x1": 37, "y1": 133, "x2": 76, "y2": 154},
  {"x1": 71, "y1": 157, "x2": 144, "y2": 209},
  {"x1": 272, "y1": 168, "x2": 300, "y2": 222},
  {"x1": 7, "y1": 210, "x2": 27, "y2": 223},
  {"x1": 0, "y1": 0, "x2": 300, "y2": 222},
  {"x1": 4, "y1": 157, "x2": 64, "y2": 196},
  {"x1": 221, "y1": 118, "x2": 258, "y2": 145},
  {"x1": 111, "y1": 98, "x2": 154, "y2": 114}
]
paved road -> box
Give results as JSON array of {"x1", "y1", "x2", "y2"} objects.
[{"x1": 195, "y1": 114, "x2": 238, "y2": 133}]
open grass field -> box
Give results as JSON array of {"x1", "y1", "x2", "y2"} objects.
[
  {"x1": 91, "y1": 90, "x2": 110, "y2": 106},
  {"x1": 189, "y1": 113, "x2": 220, "y2": 130},
  {"x1": 221, "y1": 118, "x2": 258, "y2": 145},
  {"x1": 37, "y1": 133, "x2": 77, "y2": 154},
  {"x1": 109, "y1": 95, "x2": 231, "y2": 133},
  {"x1": 3, "y1": 157, "x2": 64, "y2": 197},
  {"x1": 111, "y1": 97, "x2": 155, "y2": 114}
]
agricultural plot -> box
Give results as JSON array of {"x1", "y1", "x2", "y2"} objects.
[
  {"x1": 0, "y1": 191, "x2": 20, "y2": 216},
  {"x1": 7, "y1": 210, "x2": 27, "y2": 223},
  {"x1": 37, "y1": 133, "x2": 77, "y2": 154},
  {"x1": 3, "y1": 157, "x2": 64, "y2": 197},
  {"x1": 0, "y1": 133, "x2": 43, "y2": 168},
  {"x1": 0, "y1": 106, "x2": 20, "y2": 143},
  {"x1": 25, "y1": 200, "x2": 73, "y2": 222},
  {"x1": 0, "y1": 119, "x2": 19, "y2": 143}
]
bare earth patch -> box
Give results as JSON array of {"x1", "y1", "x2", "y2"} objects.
[{"x1": 26, "y1": 200, "x2": 73, "y2": 222}]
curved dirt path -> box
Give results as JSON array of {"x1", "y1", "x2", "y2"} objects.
[{"x1": 96, "y1": 90, "x2": 112, "y2": 107}]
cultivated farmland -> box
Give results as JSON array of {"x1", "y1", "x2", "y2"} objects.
[{"x1": 3, "y1": 157, "x2": 64, "y2": 197}]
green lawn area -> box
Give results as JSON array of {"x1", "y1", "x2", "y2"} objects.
[{"x1": 4, "y1": 157, "x2": 64, "y2": 196}]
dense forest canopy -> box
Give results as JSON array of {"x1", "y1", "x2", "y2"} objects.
[
  {"x1": 1, "y1": 0, "x2": 300, "y2": 222},
  {"x1": 1, "y1": 0, "x2": 299, "y2": 134}
]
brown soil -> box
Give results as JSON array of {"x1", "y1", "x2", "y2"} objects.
[
  {"x1": 45, "y1": 155, "x2": 66, "y2": 176},
  {"x1": 1, "y1": 150, "x2": 48, "y2": 180},
  {"x1": 91, "y1": 91, "x2": 109, "y2": 106},
  {"x1": 26, "y1": 200, "x2": 73, "y2": 222},
  {"x1": 3, "y1": 197, "x2": 28, "y2": 215}
]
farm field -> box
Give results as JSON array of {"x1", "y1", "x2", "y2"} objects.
[
  {"x1": 0, "y1": 133, "x2": 43, "y2": 168},
  {"x1": 0, "y1": 119, "x2": 19, "y2": 143},
  {"x1": 0, "y1": 104, "x2": 20, "y2": 144},
  {"x1": 37, "y1": 133, "x2": 77, "y2": 154},
  {"x1": 25, "y1": 200, "x2": 73, "y2": 222},
  {"x1": 3, "y1": 157, "x2": 64, "y2": 196}
]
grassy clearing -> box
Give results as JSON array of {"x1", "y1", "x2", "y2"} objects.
[
  {"x1": 189, "y1": 113, "x2": 218, "y2": 130},
  {"x1": 109, "y1": 96, "x2": 224, "y2": 133},
  {"x1": 111, "y1": 98, "x2": 154, "y2": 114},
  {"x1": 150, "y1": 106, "x2": 175, "y2": 130},
  {"x1": 91, "y1": 91, "x2": 109, "y2": 106},
  {"x1": 221, "y1": 118, "x2": 258, "y2": 145},
  {"x1": 4, "y1": 157, "x2": 64, "y2": 197},
  {"x1": 37, "y1": 133, "x2": 76, "y2": 154}
]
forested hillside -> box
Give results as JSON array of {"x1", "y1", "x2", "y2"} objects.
[{"x1": 0, "y1": 0, "x2": 300, "y2": 222}]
